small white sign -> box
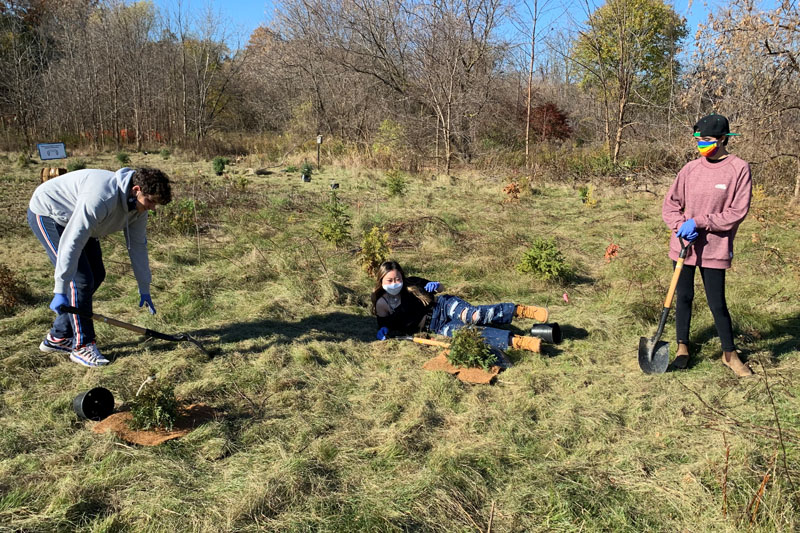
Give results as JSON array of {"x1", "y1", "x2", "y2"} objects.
[
  {"x1": 316, "y1": 135, "x2": 323, "y2": 144},
  {"x1": 37, "y1": 142, "x2": 67, "y2": 160}
]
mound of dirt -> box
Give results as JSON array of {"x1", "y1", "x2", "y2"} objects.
[
  {"x1": 91, "y1": 403, "x2": 217, "y2": 446},
  {"x1": 422, "y1": 350, "x2": 501, "y2": 384}
]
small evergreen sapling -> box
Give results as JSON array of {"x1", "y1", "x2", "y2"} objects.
[
  {"x1": 129, "y1": 380, "x2": 178, "y2": 431},
  {"x1": 516, "y1": 237, "x2": 572, "y2": 282},
  {"x1": 384, "y1": 170, "x2": 407, "y2": 197},
  {"x1": 318, "y1": 191, "x2": 352, "y2": 247},
  {"x1": 212, "y1": 156, "x2": 230, "y2": 176},
  {"x1": 447, "y1": 327, "x2": 497, "y2": 371}
]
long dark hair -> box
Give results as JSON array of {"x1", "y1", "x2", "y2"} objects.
[{"x1": 369, "y1": 260, "x2": 433, "y2": 315}]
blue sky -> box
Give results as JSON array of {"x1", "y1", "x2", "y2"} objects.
[{"x1": 150, "y1": 0, "x2": 726, "y2": 46}]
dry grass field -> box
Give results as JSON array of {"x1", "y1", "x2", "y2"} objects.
[{"x1": 1, "y1": 150, "x2": 799, "y2": 531}]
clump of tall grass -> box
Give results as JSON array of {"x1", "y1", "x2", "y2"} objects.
[
  {"x1": 151, "y1": 198, "x2": 202, "y2": 235},
  {"x1": 0, "y1": 264, "x2": 28, "y2": 316},
  {"x1": 358, "y1": 226, "x2": 390, "y2": 275},
  {"x1": 66, "y1": 158, "x2": 87, "y2": 172}
]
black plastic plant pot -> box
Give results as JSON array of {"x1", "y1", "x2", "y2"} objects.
[
  {"x1": 529, "y1": 323, "x2": 562, "y2": 344},
  {"x1": 73, "y1": 387, "x2": 115, "y2": 421},
  {"x1": 302, "y1": 174, "x2": 311, "y2": 182}
]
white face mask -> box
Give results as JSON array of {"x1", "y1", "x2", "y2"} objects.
[{"x1": 383, "y1": 283, "x2": 403, "y2": 295}]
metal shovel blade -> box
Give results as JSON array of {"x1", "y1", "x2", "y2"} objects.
[{"x1": 638, "y1": 336, "x2": 670, "y2": 374}]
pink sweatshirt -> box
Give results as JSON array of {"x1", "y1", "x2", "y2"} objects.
[{"x1": 662, "y1": 154, "x2": 751, "y2": 269}]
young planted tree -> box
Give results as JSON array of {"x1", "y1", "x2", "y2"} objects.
[{"x1": 571, "y1": 0, "x2": 686, "y2": 163}]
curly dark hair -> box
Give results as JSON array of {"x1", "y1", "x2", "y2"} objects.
[{"x1": 131, "y1": 168, "x2": 172, "y2": 204}]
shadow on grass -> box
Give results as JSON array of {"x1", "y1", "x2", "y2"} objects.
[
  {"x1": 668, "y1": 312, "x2": 800, "y2": 369},
  {"x1": 758, "y1": 313, "x2": 800, "y2": 363},
  {"x1": 194, "y1": 312, "x2": 375, "y2": 356},
  {"x1": 98, "y1": 311, "x2": 374, "y2": 360},
  {"x1": 103, "y1": 316, "x2": 591, "y2": 361}
]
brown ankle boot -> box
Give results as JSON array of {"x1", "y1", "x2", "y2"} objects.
[
  {"x1": 511, "y1": 335, "x2": 541, "y2": 352},
  {"x1": 671, "y1": 343, "x2": 690, "y2": 370},
  {"x1": 514, "y1": 305, "x2": 549, "y2": 322},
  {"x1": 722, "y1": 351, "x2": 753, "y2": 377}
]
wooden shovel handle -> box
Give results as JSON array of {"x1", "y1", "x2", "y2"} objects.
[
  {"x1": 412, "y1": 337, "x2": 451, "y2": 348},
  {"x1": 663, "y1": 238, "x2": 692, "y2": 308}
]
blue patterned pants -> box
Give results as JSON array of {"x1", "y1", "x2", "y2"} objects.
[{"x1": 428, "y1": 294, "x2": 516, "y2": 350}]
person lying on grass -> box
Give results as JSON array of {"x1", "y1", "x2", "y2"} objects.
[
  {"x1": 370, "y1": 260, "x2": 546, "y2": 352},
  {"x1": 28, "y1": 167, "x2": 172, "y2": 368},
  {"x1": 663, "y1": 113, "x2": 752, "y2": 377}
]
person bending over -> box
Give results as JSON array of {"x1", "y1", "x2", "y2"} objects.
[{"x1": 28, "y1": 167, "x2": 172, "y2": 367}]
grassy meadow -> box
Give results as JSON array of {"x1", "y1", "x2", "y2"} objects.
[{"x1": 1, "y1": 150, "x2": 799, "y2": 532}]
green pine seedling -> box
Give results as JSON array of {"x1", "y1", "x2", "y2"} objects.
[
  {"x1": 129, "y1": 380, "x2": 178, "y2": 431},
  {"x1": 447, "y1": 326, "x2": 496, "y2": 371}
]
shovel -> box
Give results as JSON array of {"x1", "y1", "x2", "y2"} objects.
[
  {"x1": 393, "y1": 335, "x2": 452, "y2": 348},
  {"x1": 394, "y1": 335, "x2": 514, "y2": 369},
  {"x1": 59, "y1": 305, "x2": 209, "y2": 357},
  {"x1": 638, "y1": 238, "x2": 691, "y2": 374}
]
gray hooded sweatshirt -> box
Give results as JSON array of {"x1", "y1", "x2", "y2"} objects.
[{"x1": 29, "y1": 167, "x2": 151, "y2": 295}]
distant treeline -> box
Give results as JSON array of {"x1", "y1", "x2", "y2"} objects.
[{"x1": 1, "y1": 0, "x2": 798, "y2": 194}]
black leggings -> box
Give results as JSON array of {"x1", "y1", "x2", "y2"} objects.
[{"x1": 674, "y1": 263, "x2": 735, "y2": 352}]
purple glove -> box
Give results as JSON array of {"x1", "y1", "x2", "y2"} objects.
[
  {"x1": 424, "y1": 281, "x2": 440, "y2": 293},
  {"x1": 676, "y1": 219, "x2": 698, "y2": 241},
  {"x1": 377, "y1": 327, "x2": 389, "y2": 340},
  {"x1": 139, "y1": 293, "x2": 156, "y2": 314},
  {"x1": 50, "y1": 293, "x2": 69, "y2": 314}
]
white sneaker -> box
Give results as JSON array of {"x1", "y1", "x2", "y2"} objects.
[
  {"x1": 69, "y1": 343, "x2": 110, "y2": 367},
  {"x1": 39, "y1": 333, "x2": 73, "y2": 353}
]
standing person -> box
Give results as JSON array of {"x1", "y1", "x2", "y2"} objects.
[
  {"x1": 371, "y1": 260, "x2": 548, "y2": 352},
  {"x1": 28, "y1": 167, "x2": 172, "y2": 367},
  {"x1": 662, "y1": 114, "x2": 753, "y2": 376}
]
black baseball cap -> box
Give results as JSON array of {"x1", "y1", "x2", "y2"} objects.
[{"x1": 693, "y1": 114, "x2": 739, "y2": 138}]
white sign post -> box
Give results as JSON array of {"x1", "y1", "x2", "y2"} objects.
[{"x1": 37, "y1": 143, "x2": 67, "y2": 161}]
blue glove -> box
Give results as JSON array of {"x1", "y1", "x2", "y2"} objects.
[
  {"x1": 50, "y1": 293, "x2": 69, "y2": 314},
  {"x1": 377, "y1": 327, "x2": 389, "y2": 340},
  {"x1": 424, "y1": 281, "x2": 440, "y2": 293},
  {"x1": 139, "y1": 293, "x2": 156, "y2": 314},
  {"x1": 677, "y1": 219, "x2": 698, "y2": 241}
]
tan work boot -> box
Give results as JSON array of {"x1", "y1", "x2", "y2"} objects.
[
  {"x1": 514, "y1": 304, "x2": 549, "y2": 323},
  {"x1": 671, "y1": 342, "x2": 690, "y2": 370},
  {"x1": 722, "y1": 350, "x2": 753, "y2": 377},
  {"x1": 511, "y1": 335, "x2": 541, "y2": 353}
]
